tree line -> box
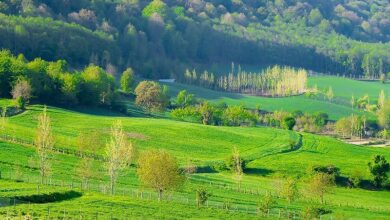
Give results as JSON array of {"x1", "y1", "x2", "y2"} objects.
[
  {"x1": 1, "y1": 0, "x2": 390, "y2": 79},
  {"x1": 169, "y1": 88, "x2": 390, "y2": 142},
  {"x1": 183, "y1": 65, "x2": 307, "y2": 96},
  {"x1": 0, "y1": 50, "x2": 137, "y2": 110}
]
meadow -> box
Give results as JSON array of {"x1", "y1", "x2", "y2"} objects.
[
  {"x1": 0, "y1": 105, "x2": 390, "y2": 219},
  {"x1": 165, "y1": 76, "x2": 390, "y2": 120}
]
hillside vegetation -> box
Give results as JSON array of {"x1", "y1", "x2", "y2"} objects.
[
  {"x1": 1, "y1": 0, "x2": 390, "y2": 78},
  {"x1": 1, "y1": 1, "x2": 390, "y2": 219},
  {"x1": 0, "y1": 105, "x2": 389, "y2": 219},
  {"x1": 166, "y1": 75, "x2": 390, "y2": 120}
]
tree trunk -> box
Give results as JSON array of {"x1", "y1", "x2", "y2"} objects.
[
  {"x1": 158, "y1": 189, "x2": 163, "y2": 202},
  {"x1": 110, "y1": 180, "x2": 115, "y2": 195}
]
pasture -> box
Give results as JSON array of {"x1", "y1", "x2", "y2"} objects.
[{"x1": 0, "y1": 105, "x2": 389, "y2": 219}]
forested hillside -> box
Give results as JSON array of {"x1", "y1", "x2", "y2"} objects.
[{"x1": 1, "y1": 0, "x2": 390, "y2": 78}]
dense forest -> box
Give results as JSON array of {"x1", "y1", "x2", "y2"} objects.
[
  {"x1": 0, "y1": 50, "x2": 118, "y2": 107},
  {"x1": 1, "y1": 0, "x2": 390, "y2": 79}
]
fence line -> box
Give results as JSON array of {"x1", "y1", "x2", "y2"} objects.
[
  {"x1": 0, "y1": 134, "x2": 104, "y2": 161},
  {"x1": 0, "y1": 169, "x2": 387, "y2": 220}
]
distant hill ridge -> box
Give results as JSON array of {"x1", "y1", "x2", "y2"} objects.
[{"x1": 0, "y1": 0, "x2": 389, "y2": 78}]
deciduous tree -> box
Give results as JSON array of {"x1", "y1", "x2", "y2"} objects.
[
  {"x1": 0, "y1": 106, "x2": 7, "y2": 132},
  {"x1": 308, "y1": 173, "x2": 333, "y2": 204},
  {"x1": 378, "y1": 101, "x2": 390, "y2": 129},
  {"x1": 257, "y1": 192, "x2": 275, "y2": 216},
  {"x1": 135, "y1": 81, "x2": 167, "y2": 112},
  {"x1": 35, "y1": 106, "x2": 54, "y2": 184},
  {"x1": 76, "y1": 157, "x2": 95, "y2": 190},
  {"x1": 198, "y1": 101, "x2": 214, "y2": 125},
  {"x1": 280, "y1": 178, "x2": 299, "y2": 204},
  {"x1": 105, "y1": 120, "x2": 135, "y2": 195},
  {"x1": 120, "y1": 68, "x2": 134, "y2": 93},
  {"x1": 137, "y1": 150, "x2": 184, "y2": 201},
  {"x1": 196, "y1": 188, "x2": 212, "y2": 208},
  {"x1": 368, "y1": 155, "x2": 390, "y2": 187},
  {"x1": 11, "y1": 79, "x2": 31, "y2": 109},
  {"x1": 378, "y1": 90, "x2": 385, "y2": 109}
]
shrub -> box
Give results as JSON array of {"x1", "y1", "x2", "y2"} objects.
[
  {"x1": 349, "y1": 169, "x2": 363, "y2": 188},
  {"x1": 225, "y1": 154, "x2": 246, "y2": 171},
  {"x1": 257, "y1": 192, "x2": 275, "y2": 216},
  {"x1": 311, "y1": 164, "x2": 340, "y2": 182},
  {"x1": 301, "y1": 206, "x2": 331, "y2": 219},
  {"x1": 282, "y1": 116, "x2": 296, "y2": 130},
  {"x1": 368, "y1": 155, "x2": 390, "y2": 188},
  {"x1": 211, "y1": 161, "x2": 228, "y2": 172},
  {"x1": 196, "y1": 188, "x2": 212, "y2": 208}
]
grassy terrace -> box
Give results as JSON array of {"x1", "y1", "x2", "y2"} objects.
[
  {"x1": 0, "y1": 105, "x2": 389, "y2": 218},
  {"x1": 165, "y1": 76, "x2": 390, "y2": 120}
]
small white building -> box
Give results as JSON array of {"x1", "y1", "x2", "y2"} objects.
[{"x1": 158, "y1": 79, "x2": 176, "y2": 83}]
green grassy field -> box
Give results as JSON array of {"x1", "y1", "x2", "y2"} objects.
[
  {"x1": 0, "y1": 105, "x2": 389, "y2": 219},
  {"x1": 309, "y1": 76, "x2": 390, "y2": 100},
  {"x1": 165, "y1": 76, "x2": 390, "y2": 120},
  {"x1": 0, "y1": 99, "x2": 16, "y2": 108}
]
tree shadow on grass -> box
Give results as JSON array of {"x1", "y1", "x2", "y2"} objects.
[
  {"x1": 245, "y1": 168, "x2": 274, "y2": 177},
  {"x1": 336, "y1": 176, "x2": 390, "y2": 191},
  {"x1": 196, "y1": 166, "x2": 218, "y2": 174},
  {"x1": 15, "y1": 191, "x2": 82, "y2": 204}
]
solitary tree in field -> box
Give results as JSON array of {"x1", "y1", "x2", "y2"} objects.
[
  {"x1": 76, "y1": 157, "x2": 95, "y2": 190},
  {"x1": 120, "y1": 68, "x2": 135, "y2": 93},
  {"x1": 257, "y1": 192, "x2": 275, "y2": 216},
  {"x1": 77, "y1": 131, "x2": 103, "y2": 155},
  {"x1": 184, "y1": 159, "x2": 197, "y2": 176},
  {"x1": 368, "y1": 155, "x2": 390, "y2": 188},
  {"x1": 137, "y1": 150, "x2": 183, "y2": 201},
  {"x1": 11, "y1": 79, "x2": 32, "y2": 110},
  {"x1": 231, "y1": 147, "x2": 244, "y2": 190},
  {"x1": 378, "y1": 90, "x2": 386, "y2": 110},
  {"x1": 35, "y1": 106, "x2": 54, "y2": 184},
  {"x1": 308, "y1": 173, "x2": 333, "y2": 204},
  {"x1": 198, "y1": 101, "x2": 214, "y2": 125},
  {"x1": 378, "y1": 101, "x2": 390, "y2": 129},
  {"x1": 196, "y1": 188, "x2": 212, "y2": 208},
  {"x1": 176, "y1": 90, "x2": 194, "y2": 108},
  {"x1": 0, "y1": 106, "x2": 7, "y2": 132},
  {"x1": 326, "y1": 86, "x2": 334, "y2": 101},
  {"x1": 280, "y1": 178, "x2": 299, "y2": 204},
  {"x1": 105, "y1": 120, "x2": 135, "y2": 195},
  {"x1": 351, "y1": 95, "x2": 355, "y2": 109},
  {"x1": 135, "y1": 81, "x2": 167, "y2": 112}
]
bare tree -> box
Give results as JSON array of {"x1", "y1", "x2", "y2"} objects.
[
  {"x1": 35, "y1": 106, "x2": 54, "y2": 184},
  {"x1": 378, "y1": 90, "x2": 385, "y2": 110},
  {"x1": 326, "y1": 86, "x2": 334, "y2": 101},
  {"x1": 11, "y1": 79, "x2": 32, "y2": 109},
  {"x1": 75, "y1": 157, "x2": 95, "y2": 190},
  {"x1": 0, "y1": 106, "x2": 7, "y2": 132},
  {"x1": 280, "y1": 178, "x2": 299, "y2": 204},
  {"x1": 232, "y1": 147, "x2": 243, "y2": 190},
  {"x1": 105, "y1": 120, "x2": 135, "y2": 195}
]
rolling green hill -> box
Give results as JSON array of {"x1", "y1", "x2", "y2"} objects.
[
  {"x1": 1, "y1": 0, "x2": 390, "y2": 78},
  {"x1": 165, "y1": 75, "x2": 390, "y2": 120},
  {"x1": 0, "y1": 105, "x2": 389, "y2": 219}
]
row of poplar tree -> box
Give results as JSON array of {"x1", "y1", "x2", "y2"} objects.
[{"x1": 183, "y1": 65, "x2": 307, "y2": 96}]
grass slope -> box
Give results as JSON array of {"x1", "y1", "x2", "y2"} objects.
[
  {"x1": 164, "y1": 78, "x2": 377, "y2": 120},
  {"x1": 309, "y1": 76, "x2": 390, "y2": 101},
  {"x1": 0, "y1": 105, "x2": 390, "y2": 218},
  {"x1": 2, "y1": 105, "x2": 295, "y2": 165}
]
